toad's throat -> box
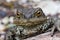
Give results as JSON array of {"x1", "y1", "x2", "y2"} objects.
[{"x1": 14, "y1": 17, "x2": 47, "y2": 27}]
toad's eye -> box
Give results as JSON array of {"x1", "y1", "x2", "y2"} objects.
[
  {"x1": 16, "y1": 12, "x2": 24, "y2": 19},
  {"x1": 16, "y1": 13, "x2": 20, "y2": 18},
  {"x1": 16, "y1": 10, "x2": 24, "y2": 19},
  {"x1": 34, "y1": 11, "x2": 42, "y2": 17}
]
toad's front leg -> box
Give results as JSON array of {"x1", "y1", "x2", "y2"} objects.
[{"x1": 51, "y1": 25, "x2": 56, "y2": 37}]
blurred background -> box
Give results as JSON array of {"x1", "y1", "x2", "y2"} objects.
[{"x1": 0, "y1": 0, "x2": 60, "y2": 40}]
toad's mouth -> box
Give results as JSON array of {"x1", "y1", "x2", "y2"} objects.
[{"x1": 14, "y1": 17, "x2": 47, "y2": 27}]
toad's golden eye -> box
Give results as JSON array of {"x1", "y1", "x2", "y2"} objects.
[
  {"x1": 16, "y1": 10, "x2": 24, "y2": 19},
  {"x1": 16, "y1": 12, "x2": 24, "y2": 19},
  {"x1": 34, "y1": 11, "x2": 42, "y2": 17},
  {"x1": 16, "y1": 13, "x2": 20, "y2": 18}
]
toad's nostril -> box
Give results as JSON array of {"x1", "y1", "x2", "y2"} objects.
[{"x1": 24, "y1": 14, "x2": 32, "y2": 19}]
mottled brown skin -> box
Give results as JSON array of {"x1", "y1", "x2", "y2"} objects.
[{"x1": 14, "y1": 17, "x2": 47, "y2": 27}]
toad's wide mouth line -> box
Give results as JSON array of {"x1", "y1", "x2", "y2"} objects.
[{"x1": 14, "y1": 17, "x2": 47, "y2": 27}]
